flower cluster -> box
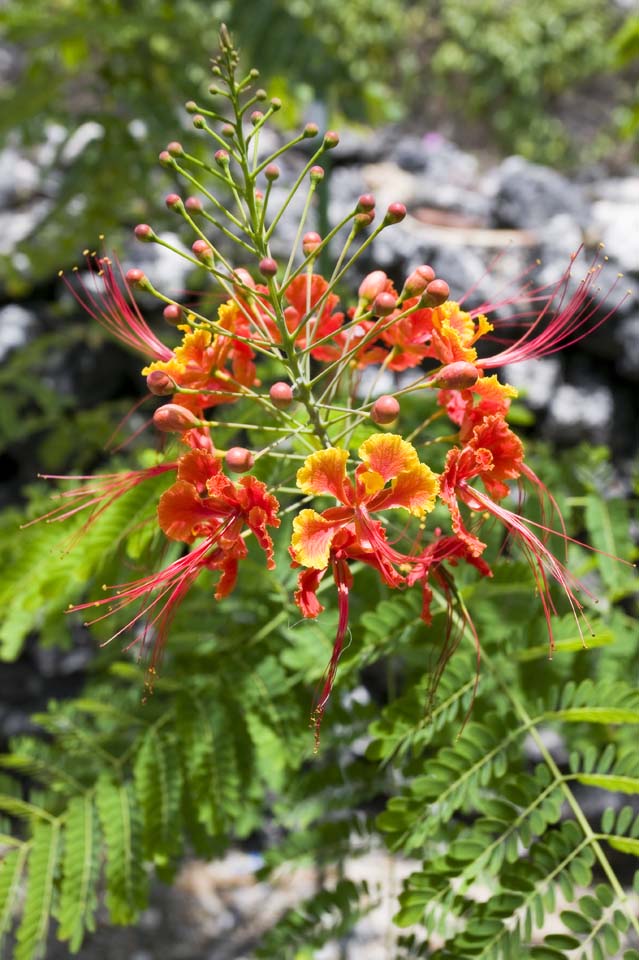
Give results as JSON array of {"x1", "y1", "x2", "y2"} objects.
[{"x1": 42, "y1": 28, "x2": 627, "y2": 740}]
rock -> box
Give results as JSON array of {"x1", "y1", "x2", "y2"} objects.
[
  {"x1": 0, "y1": 145, "x2": 40, "y2": 205},
  {"x1": 0, "y1": 304, "x2": 36, "y2": 361},
  {"x1": 493, "y1": 156, "x2": 589, "y2": 230},
  {"x1": 589, "y1": 199, "x2": 639, "y2": 275},
  {"x1": 546, "y1": 380, "x2": 613, "y2": 445},
  {"x1": 502, "y1": 357, "x2": 562, "y2": 410},
  {"x1": 393, "y1": 133, "x2": 479, "y2": 187},
  {"x1": 615, "y1": 315, "x2": 639, "y2": 379}
]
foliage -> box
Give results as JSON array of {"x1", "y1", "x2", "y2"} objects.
[{"x1": 0, "y1": 27, "x2": 637, "y2": 960}]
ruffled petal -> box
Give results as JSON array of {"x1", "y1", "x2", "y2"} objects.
[
  {"x1": 158, "y1": 480, "x2": 220, "y2": 542},
  {"x1": 295, "y1": 567, "x2": 326, "y2": 618},
  {"x1": 290, "y1": 509, "x2": 344, "y2": 569},
  {"x1": 357, "y1": 433, "x2": 420, "y2": 482},
  {"x1": 176, "y1": 449, "x2": 221, "y2": 490},
  {"x1": 369, "y1": 462, "x2": 440, "y2": 517},
  {"x1": 296, "y1": 448, "x2": 351, "y2": 502}
]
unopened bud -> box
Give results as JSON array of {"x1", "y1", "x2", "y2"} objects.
[
  {"x1": 429, "y1": 361, "x2": 480, "y2": 391},
  {"x1": 146, "y1": 370, "x2": 174, "y2": 396},
  {"x1": 233, "y1": 268, "x2": 255, "y2": 292},
  {"x1": 134, "y1": 223, "x2": 155, "y2": 243},
  {"x1": 153, "y1": 404, "x2": 200, "y2": 433},
  {"x1": 423, "y1": 279, "x2": 449, "y2": 307},
  {"x1": 354, "y1": 211, "x2": 375, "y2": 230},
  {"x1": 226, "y1": 446, "x2": 255, "y2": 473},
  {"x1": 185, "y1": 100, "x2": 198, "y2": 113},
  {"x1": 302, "y1": 232, "x2": 322, "y2": 256},
  {"x1": 185, "y1": 196, "x2": 203, "y2": 214},
  {"x1": 303, "y1": 123, "x2": 319, "y2": 139},
  {"x1": 167, "y1": 141, "x2": 184, "y2": 157},
  {"x1": 165, "y1": 193, "x2": 182, "y2": 210},
  {"x1": 163, "y1": 304, "x2": 183, "y2": 325},
  {"x1": 371, "y1": 395, "x2": 400, "y2": 424},
  {"x1": 221, "y1": 123, "x2": 235, "y2": 138},
  {"x1": 358, "y1": 271, "x2": 389, "y2": 305},
  {"x1": 125, "y1": 268, "x2": 146, "y2": 287},
  {"x1": 310, "y1": 165, "x2": 325, "y2": 182},
  {"x1": 255, "y1": 88, "x2": 267, "y2": 101},
  {"x1": 269, "y1": 381, "x2": 294, "y2": 409},
  {"x1": 214, "y1": 149, "x2": 229, "y2": 166},
  {"x1": 158, "y1": 150, "x2": 173, "y2": 167},
  {"x1": 402, "y1": 265, "x2": 436, "y2": 298},
  {"x1": 192, "y1": 240, "x2": 214, "y2": 263},
  {"x1": 270, "y1": 98, "x2": 282, "y2": 111},
  {"x1": 384, "y1": 202, "x2": 407, "y2": 225},
  {"x1": 192, "y1": 115, "x2": 206, "y2": 130},
  {"x1": 372, "y1": 292, "x2": 397, "y2": 317},
  {"x1": 250, "y1": 111, "x2": 264, "y2": 126},
  {"x1": 264, "y1": 164, "x2": 280, "y2": 182},
  {"x1": 357, "y1": 194, "x2": 376, "y2": 212},
  {"x1": 259, "y1": 257, "x2": 278, "y2": 277},
  {"x1": 208, "y1": 84, "x2": 221, "y2": 96},
  {"x1": 323, "y1": 131, "x2": 340, "y2": 149},
  {"x1": 254, "y1": 189, "x2": 264, "y2": 202}
]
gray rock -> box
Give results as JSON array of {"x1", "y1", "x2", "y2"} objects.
[
  {"x1": 502, "y1": 357, "x2": 562, "y2": 410},
  {"x1": 546, "y1": 381, "x2": 613, "y2": 445},
  {"x1": 493, "y1": 156, "x2": 589, "y2": 229},
  {"x1": 0, "y1": 304, "x2": 36, "y2": 361},
  {"x1": 589, "y1": 199, "x2": 639, "y2": 275},
  {"x1": 0, "y1": 146, "x2": 40, "y2": 205},
  {"x1": 616, "y1": 315, "x2": 639, "y2": 380}
]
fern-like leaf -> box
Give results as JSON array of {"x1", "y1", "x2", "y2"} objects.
[
  {"x1": 14, "y1": 820, "x2": 60, "y2": 960},
  {"x1": 57, "y1": 794, "x2": 100, "y2": 951},
  {"x1": 95, "y1": 776, "x2": 147, "y2": 925}
]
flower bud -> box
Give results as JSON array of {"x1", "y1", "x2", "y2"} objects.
[
  {"x1": 134, "y1": 223, "x2": 155, "y2": 243},
  {"x1": 384, "y1": 202, "x2": 407, "y2": 225},
  {"x1": 303, "y1": 122, "x2": 319, "y2": 138},
  {"x1": 270, "y1": 97, "x2": 282, "y2": 111},
  {"x1": 214, "y1": 149, "x2": 229, "y2": 166},
  {"x1": 354, "y1": 211, "x2": 375, "y2": 230},
  {"x1": 358, "y1": 271, "x2": 389, "y2": 305},
  {"x1": 232, "y1": 268, "x2": 255, "y2": 292},
  {"x1": 185, "y1": 100, "x2": 198, "y2": 113},
  {"x1": 371, "y1": 395, "x2": 400, "y2": 424},
  {"x1": 192, "y1": 240, "x2": 214, "y2": 264},
  {"x1": 146, "y1": 370, "x2": 174, "y2": 396},
  {"x1": 226, "y1": 446, "x2": 255, "y2": 473},
  {"x1": 158, "y1": 150, "x2": 173, "y2": 167},
  {"x1": 310, "y1": 165, "x2": 325, "y2": 182},
  {"x1": 255, "y1": 88, "x2": 267, "y2": 101},
  {"x1": 264, "y1": 164, "x2": 280, "y2": 182},
  {"x1": 429, "y1": 361, "x2": 480, "y2": 390},
  {"x1": 165, "y1": 193, "x2": 182, "y2": 211},
  {"x1": 402, "y1": 265, "x2": 436, "y2": 298},
  {"x1": 372, "y1": 292, "x2": 397, "y2": 317},
  {"x1": 423, "y1": 279, "x2": 450, "y2": 307},
  {"x1": 302, "y1": 232, "x2": 322, "y2": 256},
  {"x1": 208, "y1": 84, "x2": 221, "y2": 96},
  {"x1": 259, "y1": 257, "x2": 278, "y2": 277},
  {"x1": 167, "y1": 141, "x2": 184, "y2": 157},
  {"x1": 269, "y1": 381, "x2": 294, "y2": 409},
  {"x1": 250, "y1": 110, "x2": 264, "y2": 126},
  {"x1": 192, "y1": 114, "x2": 206, "y2": 129},
  {"x1": 357, "y1": 194, "x2": 376, "y2": 212},
  {"x1": 323, "y1": 131, "x2": 340, "y2": 149},
  {"x1": 153, "y1": 404, "x2": 200, "y2": 433},
  {"x1": 163, "y1": 304, "x2": 183, "y2": 325},
  {"x1": 185, "y1": 196, "x2": 203, "y2": 214},
  {"x1": 125, "y1": 268, "x2": 146, "y2": 287}
]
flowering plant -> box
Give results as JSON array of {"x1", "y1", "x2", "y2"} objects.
[{"x1": 5, "y1": 25, "x2": 639, "y2": 960}]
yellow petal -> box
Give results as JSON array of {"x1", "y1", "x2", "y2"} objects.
[
  {"x1": 358, "y1": 433, "x2": 420, "y2": 482},
  {"x1": 291, "y1": 509, "x2": 341, "y2": 569},
  {"x1": 296, "y1": 448, "x2": 350, "y2": 500}
]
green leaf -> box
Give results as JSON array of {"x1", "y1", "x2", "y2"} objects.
[
  {"x1": 57, "y1": 794, "x2": 100, "y2": 951},
  {"x1": 15, "y1": 820, "x2": 60, "y2": 960},
  {"x1": 96, "y1": 776, "x2": 148, "y2": 925},
  {"x1": 605, "y1": 836, "x2": 639, "y2": 856},
  {"x1": 576, "y1": 774, "x2": 639, "y2": 794},
  {"x1": 549, "y1": 708, "x2": 639, "y2": 724},
  {"x1": 0, "y1": 845, "x2": 28, "y2": 949},
  {"x1": 134, "y1": 729, "x2": 183, "y2": 869}
]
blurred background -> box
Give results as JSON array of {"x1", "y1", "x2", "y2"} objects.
[{"x1": 0, "y1": 3, "x2": 638, "y2": 955}]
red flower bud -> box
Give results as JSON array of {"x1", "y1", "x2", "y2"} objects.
[
  {"x1": 125, "y1": 268, "x2": 146, "y2": 286},
  {"x1": 153, "y1": 404, "x2": 200, "y2": 433},
  {"x1": 424, "y1": 279, "x2": 450, "y2": 307},
  {"x1": 185, "y1": 100, "x2": 198, "y2": 113},
  {"x1": 214, "y1": 149, "x2": 229, "y2": 165},
  {"x1": 158, "y1": 150, "x2": 173, "y2": 167},
  {"x1": 310, "y1": 165, "x2": 325, "y2": 182},
  {"x1": 303, "y1": 123, "x2": 319, "y2": 138},
  {"x1": 358, "y1": 271, "x2": 390, "y2": 305},
  {"x1": 250, "y1": 111, "x2": 264, "y2": 126},
  {"x1": 354, "y1": 211, "x2": 375, "y2": 229},
  {"x1": 134, "y1": 224, "x2": 155, "y2": 242},
  {"x1": 269, "y1": 381, "x2": 294, "y2": 409},
  {"x1": 270, "y1": 98, "x2": 282, "y2": 111},
  {"x1": 192, "y1": 115, "x2": 206, "y2": 129},
  {"x1": 192, "y1": 240, "x2": 214, "y2": 263},
  {"x1": 323, "y1": 131, "x2": 340, "y2": 149},
  {"x1": 233, "y1": 268, "x2": 255, "y2": 292},
  {"x1": 185, "y1": 196, "x2": 203, "y2": 214},
  {"x1": 357, "y1": 194, "x2": 376, "y2": 212},
  {"x1": 163, "y1": 304, "x2": 183, "y2": 325},
  {"x1": 429, "y1": 361, "x2": 480, "y2": 390},
  {"x1": 167, "y1": 141, "x2": 184, "y2": 157},
  {"x1": 265, "y1": 164, "x2": 280, "y2": 181},
  {"x1": 221, "y1": 124, "x2": 235, "y2": 138},
  {"x1": 372, "y1": 292, "x2": 397, "y2": 316},
  {"x1": 165, "y1": 193, "x2": 182, "y2": 210},
  {"x1": 146, "y1": 370, "x2": 174, "y2": 396},
  {"x1": 371, "y1": 395, "x2": 400, "y2": 424},
  {"x1": 225, "y1": 446, "x2": 255, "y2": 473},
  {"x1": 384, "y1": 202, "x2": 407, "y2": 225},
  {"x1": 403, "y1": 265, "x2": 436, "y2": 297},
  {"x1": 302, "y1": 231, "x2": 322, "y2": 256},
  {"x1": 259, "y1": 257, "x2": 278, "y2": 277}
]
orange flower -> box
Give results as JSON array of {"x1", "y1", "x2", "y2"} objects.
[
  {"x1": 438, "y1": 374, "x2": 518, "y2": 441},
  {"x1": 290, "y1": 434, "x2": 439, "y2": 734}
]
